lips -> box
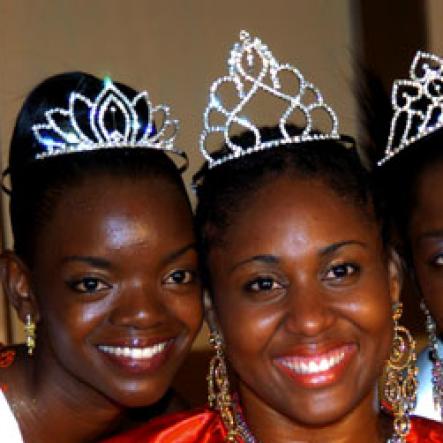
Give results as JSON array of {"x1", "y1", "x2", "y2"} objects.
[
  {"x1": 97, "y1": 338, "x2": 175, "y2": 374},
  {"x1": 274, "y1": 344, "x2": 356, "y2": 388}
]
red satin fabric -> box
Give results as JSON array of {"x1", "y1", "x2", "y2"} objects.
[
  {"x1": 102, "y1": 408, "x2": 227, "y2": 443},
  {"x1": 409, "y1": 416, "x2": 443, "y2": 443},
  {"x1": 102, "y1": 407, "x2": 443, "y2": 443}
]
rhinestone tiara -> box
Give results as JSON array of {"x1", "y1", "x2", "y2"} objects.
[
  {"x1": 379, "y1": 51, "x2": 443, "y2": 166},
  {"x1": 199, "y1": 30, "x2": 340, "y2": 169},
  {"x1": 32, "y1": 77, "x2": 185, "y2": 165}
]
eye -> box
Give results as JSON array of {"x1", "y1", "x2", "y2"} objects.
[
  {"x1": 323, "y1": 263, "x2": 360, "y2": 281},
  {"x1": 68, "y1": 277, "x2": 111, "y2": 294},
  {"x1": 431, "y1": 253, "x2": 443, "y2": 266},
  {"x1": 244, "y1": 277, "x2": 284, "y2": 292},
  {"x1": 163, "y1": 270, "x2": 196, "y2": 285}
]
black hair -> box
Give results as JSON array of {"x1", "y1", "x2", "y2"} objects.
[
  {"x1": 5, "y1": 71, "x2": 189, "y2": 266},
  {"x1": 377, "y1": 135, "x2": 443, "y2": 261},
  {"x1": 359, "y1": 72, "x2": 443, "y2": 261},
  {"x1": 194, "y1": 126, "x2": 387, "y2": 286}
]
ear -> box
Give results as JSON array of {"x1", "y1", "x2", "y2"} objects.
[
  {"x1": 387, "y1": 248, "x2": 403, "y2": 304},
  {"x1": 203, "y1": 291, "x2": 220, "y2": 333},
  {"x1": 0, "y1": 250, "x2": 40, "y2": 323}
]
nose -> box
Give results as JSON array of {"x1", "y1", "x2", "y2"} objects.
[
  {"x1": 109, "y1": 280, "x2": 169, "y2": 330},
  {"x1": 283, "y1": 284, "x2": 335, "y2": 337}
]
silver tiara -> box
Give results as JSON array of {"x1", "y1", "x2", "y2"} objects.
[
  {"x1": 200, "y1": 31, "x2": 339, "y2": 169},
  {"x1": 379, "y1": 51, "x2": 443, "y2": 166},
  {"x1": 32, "y1": 77, "x2": 184, "y2": 162}
]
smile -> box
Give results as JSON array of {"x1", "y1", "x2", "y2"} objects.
[
  {"x1": 96, "y1": 339, "x2": 174, "y2": 375},
  {"x1": 278, "y1": 349, "x2": 345, "y2": 375},
  {"x1": 98, "y1": 342, "x2": 169, "y2": 360},
  {"x1": 274, "y1": 344, "x2": 356, "y2": 388}
]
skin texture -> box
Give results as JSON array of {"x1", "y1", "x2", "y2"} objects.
[
  {"x1": 409, "y1": 160, "x2": 443, "y2": 331},
  {"x1": 0, "y1": 174, "x2": 202, "y2": 443},
  {"x1": 207, "y1": 175, "x2": 400, "y2": 443}
]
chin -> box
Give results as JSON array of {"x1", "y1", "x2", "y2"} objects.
[
  {"x1": 276, "y1": 394, "x2": 355, "y2": 427},
  {"x1": 112, "y1": 388, "x2": 168, "y2": 408}
]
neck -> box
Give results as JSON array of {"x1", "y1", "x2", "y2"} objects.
[
  {"x1": 237, "y1": 383, "x2": 389, "y2": 443},
  {"x1": 11, "y1": 346, "x2": 124, "y2": 443}
]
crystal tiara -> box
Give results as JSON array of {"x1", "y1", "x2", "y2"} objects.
[
  {"x1": 32, "y1": 77, "x2": 186, "y2": 167},
  {"x1": 199, "y1": 30, "x2": 340, "y2": 169},
  {"x1": 379, "y1": 51, "x2": 443, "y2": 166}
]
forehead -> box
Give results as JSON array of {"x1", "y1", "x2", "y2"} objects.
[
  {"x1": 215, "y1": 175, "x2": 377, "y2": 255},
  {"x1": 36, "y1": 174, "x2": 193, "y2": 258},
  {"x1": 412, "y1": 160, "x2": 443, "y2": 230}
]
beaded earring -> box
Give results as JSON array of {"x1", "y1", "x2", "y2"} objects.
[
  {"x1": 24, "y1": 313, "x2": 36, "y2": 356},
  {"x1": 383, "y1": 302, "x2": 418, "y2": 443},
  {"x1": 421, "y1": 300, "x2": 443, "y2": 420},
  {"x1": 207, "y1": 330, "x2": 241, "y2": 442}
]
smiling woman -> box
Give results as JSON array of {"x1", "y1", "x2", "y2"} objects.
[
  {"x1": 0, "y1": 72, "x2": 203, "y2": 443},
  {"x1": 101, "y1": 32, "x2": 443, "y2": 443},
  {"x1": 190, "y1": 136, "x2": 413, "y2": 442}
]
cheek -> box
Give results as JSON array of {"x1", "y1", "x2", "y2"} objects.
[
  {"x1": 38, "y1": 292, "x2": 110, "y2": 346},
  {"x1": 357, "y1": 298, "x2": 393, "y2": 364},
  {"x1": 358, "y1": 267, "x2": 394, "y2": 328},
  {"x1": 414, "y1": 265, "x2": 443, "y2": 327},
  {"x1": 166, "y1": 294, "x2": 204, "y2": 336},
  {"x1": 340, "y1": 272, "x2": 394, "y2": 362},
  {"x1": 214, "y1": 295, "x2": 281, "y2": 364}
]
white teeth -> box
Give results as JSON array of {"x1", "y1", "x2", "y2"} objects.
[
  {"x1": 98, "y1": 342, "x2": 168, "y2": 359},
  {"x1": 319, "y1": 359, "x2": 329, "y2": 371},
  {"x1": 280, "y1": 351, "x2": 346, "y2": 374}
]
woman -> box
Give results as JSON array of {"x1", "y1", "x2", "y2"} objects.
[
  {"x1": 374, "y1": 51, "x2": 443, "y2": 422},
  {"x1": 0, "y1": 72, "x2": 203, "y2": 442},
  {"x1": 103, "y1": 32, "x2": 443, "y2": 442}
]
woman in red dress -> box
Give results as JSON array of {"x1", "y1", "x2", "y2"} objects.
[{"x1": 103, "y1": 32, "x2": 443, "y2": 442}]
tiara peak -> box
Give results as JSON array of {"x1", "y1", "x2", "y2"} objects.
[{"x1": 200, "y1": 30, "x2": 340, "y2": 169}]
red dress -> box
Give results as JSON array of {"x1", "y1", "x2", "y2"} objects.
[{"x1": 101, "y1": 406, "x2": 443, "y2": 443}]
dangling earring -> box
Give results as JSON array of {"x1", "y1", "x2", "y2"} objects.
[
  {"x1": 24, "y1": 314, "x2": 36, "y2": 356},
  {"x1": 421, "y1": 299, "x2": 443, "y2": 419},
  {"x1": 383, "y1": 302, "x2": 418, "y2": 443},
  {"x1": 207, "y1": 330, "x2": 240, "y2": 442}
]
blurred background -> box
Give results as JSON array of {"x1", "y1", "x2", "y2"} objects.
[{"x1": 0, "y1": 0, "x2": 438, "y2": 404}]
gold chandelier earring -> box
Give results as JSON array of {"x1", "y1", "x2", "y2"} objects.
[
  {"x1": 383, "y1": 302, "x2": 418, "y2": 443},
  {"x1": 207, "y1": 330, "x2": 241, "y2": 442},
  {"x1": 24, "y1": 313, "x2": 36, "y2": 356}
]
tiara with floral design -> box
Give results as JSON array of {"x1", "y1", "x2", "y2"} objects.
[
  {"x1": 379, "y1": 51, "x2": 443, "y2": 166},
  {"x1": 199, "y1": 31, "x2": 340, "y2": 169},
  {"x1": 32, "y1": 77, "x2": 186, "y2": 167}
]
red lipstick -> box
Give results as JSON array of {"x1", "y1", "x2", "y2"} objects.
[{"x1": 274, "y1": 344, "x2": 356, "y2": 388}]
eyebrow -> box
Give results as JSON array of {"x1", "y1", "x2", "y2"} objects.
[
  {"x1": 230, "y1": 241, "x2": 366, "y2": 272},
  {"x1": 162, "y1": 243, "x2": 197, "y2": 265},
  {"x1": 61, "y1": 255, "x2": 111, "y2": 268},
  {"x1": 319, "y1": 240, "x2": 367, "y2": 256},
  {"x1": 230, "y1": 254, "x2": 279, "y2": 272},
  {"x1": 418, "y1": 229, "x2": 443, "y2": 241},
  {"x1": 62, "y1": 243, "x2": 197, "y2": 269}
]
